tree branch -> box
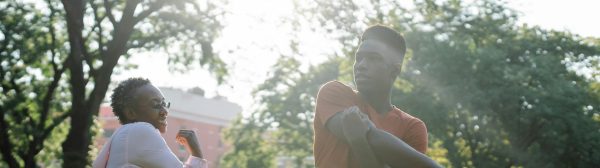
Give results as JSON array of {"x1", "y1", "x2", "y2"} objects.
[
  {"x1": 17, "y1": 150, "x2": 26, "y2": 164},
  {"x1": 82, "y1": 1, "x2": 111, "y2": 79},
  {"x1": 133, "y1": 1, "x2": 164, "y2": 24},
  {"x1": 127, "y1": 34, "x2": 168, "y2": 50},
  {"x1": 41, "y1": 0, "x2": 64, "y2": 131},
  {"x1": 99, "y1": 0, "x2": 141, "y2": 65},
  {"x1": 103, "y1": 0, "x2": 117, "y2": 26},
  {"x1": 38, "y1": 111, "x2": 71, "y2": 152},
  {"x1": 91, "y1": 1, "x2": 106, "y2": 56},
  {"x1": 84, "y1": 2, "x2": 104, "y2": 43},
  {"x1": 81, "y1": 51, "x2": 94, "y2": 87},
  {"x1": 121, "y1": 0, "x2": 141, "y2": 24},
  {"x1": 88, "y1": 0, "x2": 142, "y2": 120}
]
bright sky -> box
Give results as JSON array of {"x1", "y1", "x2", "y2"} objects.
[
  {"x1": 507, "y1": 0, "x2": 600, "y2": 37},
  {"x1": 114, "y1": 0, "x2": 600, "y2": 116}
]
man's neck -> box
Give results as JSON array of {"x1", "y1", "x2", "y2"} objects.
[{"x1": 358, "y1": 91, "x2": 392, "y2": 115}]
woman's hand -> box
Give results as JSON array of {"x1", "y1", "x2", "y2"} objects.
[{"x1": 176, "y1": 129, "x2": 203, "y2": 158}]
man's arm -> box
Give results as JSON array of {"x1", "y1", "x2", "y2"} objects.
[
  {"x1": 327, "y1": 107, "x2": 441, "y2": 168},
  {"x1": 326, "y1": 107, "x2": 383, "y2": 168},
  {"x1": 366, "y1": 128, "x2": 441, "y2": 168}
]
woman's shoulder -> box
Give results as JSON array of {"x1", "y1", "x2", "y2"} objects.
[
  {"x1": 122, "y1": 122, "x2": 154, "y2": 129},
  {"x1": 118, "y1": 122, "x2": 165, "y2": 149},
  {"x1": 120, "y1": 122, "x2": 159, "y2": 137}
]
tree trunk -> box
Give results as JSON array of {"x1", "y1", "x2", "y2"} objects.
[
  {"x1": 0, "y1": 112, "x2": 19, "y2": 168},
  {"x1": 60, "y1": 0, "x2": 138, "y2": 166},
  {"x1": 61, "y1": 0, "x2": 91, "y2": 167}
]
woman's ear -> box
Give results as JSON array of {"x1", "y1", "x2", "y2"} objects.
[{"x1": 123, "y1": 106, "x2": 137, "y2": 122}]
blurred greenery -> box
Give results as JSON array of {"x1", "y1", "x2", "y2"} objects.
[
  {"x1": 222, "y1": 0, "x2": 600, "y2": 167},
  {"x1": 2, "y1": 0, "x2": 599, "y2": 167},
  {"x1": 1, "y1": 0, "x2": 225, "y2": 167},
  {"x1": 0, "y1": 1, "x2": 71, "y2": 167}
]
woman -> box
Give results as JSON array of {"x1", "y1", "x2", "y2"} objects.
[{"x1": 93, "y1": 78, "x2": 207, "y2": 168}]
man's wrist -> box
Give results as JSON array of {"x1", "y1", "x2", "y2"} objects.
[
  {"x1": 348, "y1": 132, "x2": 383, "y2": 168},
  {"x1": 346, "y1": 130, "x2": 368, "y2": 145},
  {"x1": 345, "y1": 122, "x2": 373, "y2": 144}
]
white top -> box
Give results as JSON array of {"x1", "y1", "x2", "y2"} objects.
[{"x1": 93, "y1": 122, "x2": 207, "y2": 168}]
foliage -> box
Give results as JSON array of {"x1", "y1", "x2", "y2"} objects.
[
  {"x1": 222, "y1": 57, "x2": 343, "y2": 167},
  {"x1": 0, "y1": 1, "x2": 71, "y2": 167},
  {"x1": 394, "y1": 1, "x2": 600, "y2": 167},
  {"x1": 221, "y1": 116, "x2": 277, "y2": 168},
  {"x1": 1, "y1": 0, "x2": 226, "y2": 167},
  {"x1": 223, "y1": 0, "x2": 600, "y2": 167}
]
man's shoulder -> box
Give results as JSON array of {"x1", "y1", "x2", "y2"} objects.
[
  {"x1": 386, "y1": 107, "x2": 428, "y2": 143},
  {"x1": 390, "y1": 107, "x2": 425, "y2": 126},
  {"x1": 320, "y1": 80, "x2": 352, "y2": 91},
  {"x1": 314, "y1": 81, "x2": 358, "y2": 125},
  {"x1": 317, "y1": 80, "x2": 356, "y2": 103},
  {"x1": 318, "y1": 80, "x2": 356, "y2": 96}
]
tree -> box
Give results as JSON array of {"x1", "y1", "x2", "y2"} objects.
[
  {"x1": 222, "y1": 57, "x2": 343, "y2": 167},
  {"x1": 223, "y1": 0, "x2": 600, "y2": 167},
  {"x1": 1, "y1": 0, "x2": 226, "y2": 167},
  {"x1": 393, "y1": 1, "x2": 600, "y2": 166},
  {"x1": 60, "y1": 0, "x2": 226, "y2": 166},
  {"x1": 221, "y1": 115, "x2": 277, "y2": 168},
  {"x1": 1, "y1": 1, "x2": 70, "y2": 167}
]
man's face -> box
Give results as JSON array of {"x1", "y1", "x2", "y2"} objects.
[
  {"x1": 353, "y1": 39, "x2": 401, "y2": 94},
  {"x1": 131, "y1": 84, "x2": 170, "y2": 133}
]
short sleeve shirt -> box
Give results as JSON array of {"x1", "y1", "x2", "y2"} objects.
[{"x1": 313, "y1": 81, "x2": 428, "y2": 168}]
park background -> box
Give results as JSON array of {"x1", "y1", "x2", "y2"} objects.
[{"x1": 1, "y1": 0, "x2": 599, "y2": 167}]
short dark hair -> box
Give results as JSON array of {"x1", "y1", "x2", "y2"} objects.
[
  {"x1": 361, "y1": 25, "x2": 406, "y2": 58},
  {"x1": 110, "y1": 77, "x2": 151, "y2": 124}
]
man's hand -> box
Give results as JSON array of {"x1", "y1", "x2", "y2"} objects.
[
  {"x1": 327, "y1": 106, "x2": 440, "y2": 168},
  {"x1": 340, "y1": 106, "x2": 385, "y2": 168},
  {"x1": 341, "y1": 106, "x2": 374, "y2": 142},
  {"x1": 324, "y1": 106, "x2": 384, "y2": 167}
]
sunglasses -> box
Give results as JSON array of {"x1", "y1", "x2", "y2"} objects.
[{"x1": 151, "y1": 101, "x2": 171, "y2": 110}]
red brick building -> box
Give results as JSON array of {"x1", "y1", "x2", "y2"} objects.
[{"x1": 96, "y1": 87, "x2": 241, "y2": 168}]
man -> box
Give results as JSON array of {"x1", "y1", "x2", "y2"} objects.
[{"x1": 313, "y1": 25, "x2": 441, "y2": 168}]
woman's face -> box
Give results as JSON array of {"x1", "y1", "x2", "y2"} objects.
[{"x1": 130, "y1": 84, "x2": 170, "y2": 133}]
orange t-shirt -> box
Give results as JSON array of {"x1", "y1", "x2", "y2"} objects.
[{"x1": 313, "y1": 81, "x2": 428, "y2": 168}]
